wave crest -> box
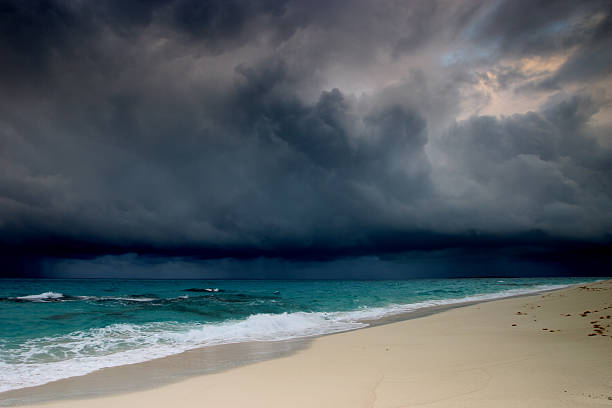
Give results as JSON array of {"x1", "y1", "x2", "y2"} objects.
[{"x1": 16, "y1": 292, "x2": 65, "y2": 302}]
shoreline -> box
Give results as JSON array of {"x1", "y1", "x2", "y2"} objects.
[
  {"x1": 2, "y1": 280, "x2": 611, "y2": 407},
  {"x1": 0, "y1": 296, "x2": 483, "y2": 406}
]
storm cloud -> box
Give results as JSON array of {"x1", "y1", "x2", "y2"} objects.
[{"x1": 1, "y1": 0, "x2": 611, "y2": 273}]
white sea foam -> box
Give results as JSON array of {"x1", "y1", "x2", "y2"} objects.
[
  {"x1": 0, "y1": 283, "x2": 572, "y2": 392},
  {"x1": 15, "y1": 292, "x2": 65, "y2": 301},
  {"x1": 12, "y1": 293, "x2": 159, "y2": 303}
]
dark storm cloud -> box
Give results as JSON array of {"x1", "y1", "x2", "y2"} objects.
[
  {"x1": 18, "y1": 249, "x2": 611, "y2": 279},
  {"x1": 0, "y1": 0, "x2": 611, "y2": 273},
  {"x1": 0, "y1": 57, "x2": 435, "y2": 255},
  {"x1": 437, "y1": 91, "x2": 612, "y2": 238}
]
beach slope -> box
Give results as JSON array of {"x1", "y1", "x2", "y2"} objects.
[{"x1": 19, "y1": 280, "x2": 612, "y2": 407}]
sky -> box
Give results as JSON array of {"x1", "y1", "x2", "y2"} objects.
[{"x1": 1, "y1": 0, "x2": 611, "y2": 278}]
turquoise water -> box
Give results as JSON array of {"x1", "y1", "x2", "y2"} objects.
[{"x1": 0, "y1": 277, "x2": 599, "y2": 391}]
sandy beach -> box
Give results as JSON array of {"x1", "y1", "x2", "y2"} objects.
[{"x1": 7, "y1": 279, "x2": 612, "y2": 408}]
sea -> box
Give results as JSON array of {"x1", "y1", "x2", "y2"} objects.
[{"x1": 0, "y1": 277, "x2": 600, "y2": 392}]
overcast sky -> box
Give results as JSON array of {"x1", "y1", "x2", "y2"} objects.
[{"x1": 1, "y1": 0, "x2": 611, "y2": 276}]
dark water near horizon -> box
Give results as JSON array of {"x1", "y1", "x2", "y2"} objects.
[{"x1": 0, "y1": 277, "x2": 601, "y2": 392}]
